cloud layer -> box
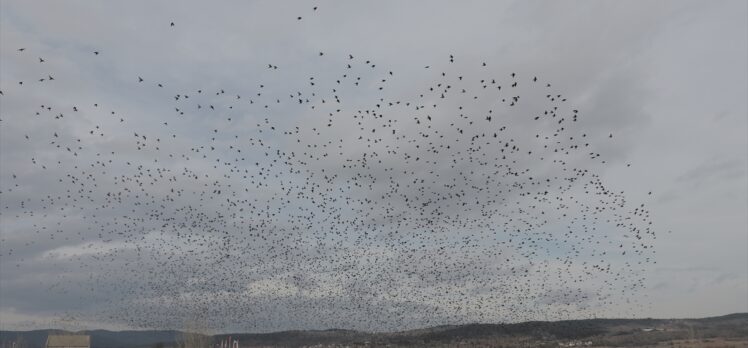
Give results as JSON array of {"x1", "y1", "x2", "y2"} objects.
[{"x1": 0, "y1": 0, "x2": 746, "y2": 332}]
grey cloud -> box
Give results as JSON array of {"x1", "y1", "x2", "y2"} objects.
[{"x1": 1, "y1": 0, "x2": 746, "y2": 332}]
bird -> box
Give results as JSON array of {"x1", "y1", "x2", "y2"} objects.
[{"x1": 0, "y1": 27, "x2": 657, "y2": 333}]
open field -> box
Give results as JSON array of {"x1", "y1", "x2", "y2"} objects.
[{"x1": 2, "y1": 313, "x2": 747, "y2": 348}]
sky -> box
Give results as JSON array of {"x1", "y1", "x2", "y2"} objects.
[{"x1": 0, "y1": 0, "x2": 746, "y2": 333}]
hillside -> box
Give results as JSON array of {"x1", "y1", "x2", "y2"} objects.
[{"x1": 2, "y1": 313, "x2": 747, "y2": 348}]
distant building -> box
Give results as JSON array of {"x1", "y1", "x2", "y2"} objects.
[{"x1": 45, "y1": 335, "x2": 90, "y2": 348}]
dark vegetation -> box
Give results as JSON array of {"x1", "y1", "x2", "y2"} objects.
[{"x1": 2, "y1": 313, "x2": 746, "y2": 348}]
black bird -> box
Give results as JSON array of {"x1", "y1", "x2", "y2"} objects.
[{"x1": 1, "y1": 42, "x2": 656, "y2": 331}]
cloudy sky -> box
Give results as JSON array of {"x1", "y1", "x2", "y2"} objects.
[{"x1": 0, "y1": 0, "x2": 746, "y2": 333}]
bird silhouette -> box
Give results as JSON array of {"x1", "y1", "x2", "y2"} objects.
[{"x1": 0, "y1": 16, "x2": 658, "y2": 333}]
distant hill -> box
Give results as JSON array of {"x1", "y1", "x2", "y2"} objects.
[{"x1": 2, "y1": 313, "x2": 747, "y2": 348}]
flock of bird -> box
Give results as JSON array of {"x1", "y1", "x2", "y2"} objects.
[{"x1": 0, "y1": 12, "x2": 657, "y2": 332}]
